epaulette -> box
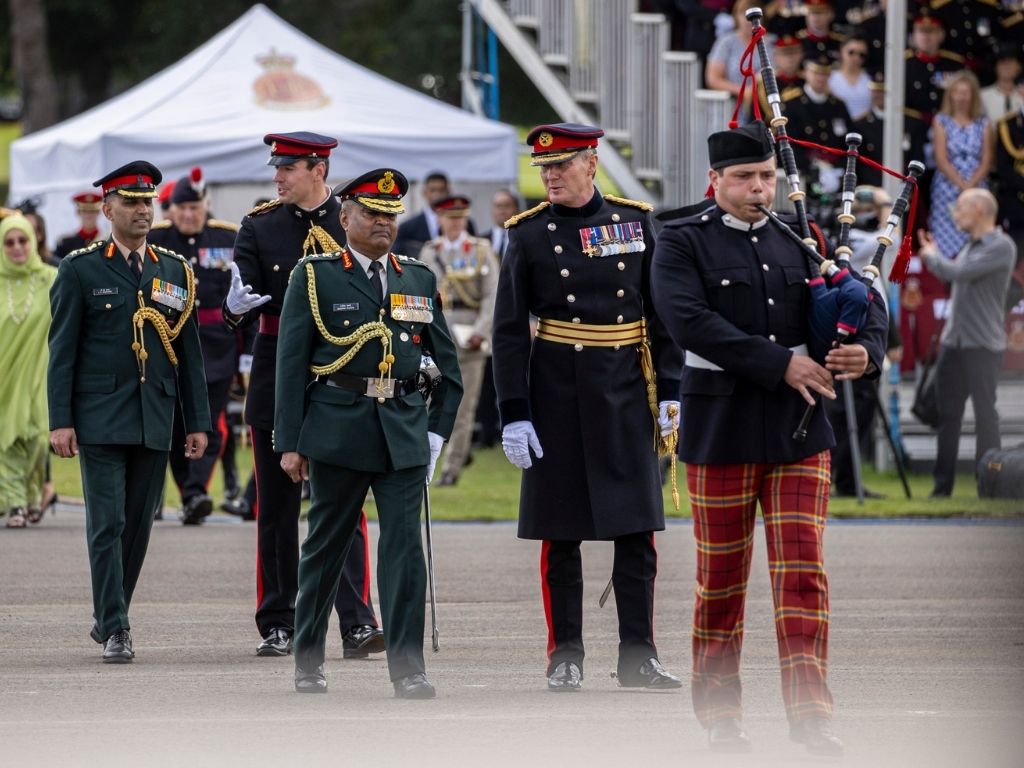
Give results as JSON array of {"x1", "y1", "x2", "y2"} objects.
[
  {"x1": 940, "y1": 49, "x2": 965, "y2": 64},
  {"x1": 150, "y1": 219, "x2": 172, "y2": 230},
  {"x1": 670, "y1": 207, "x2": 719, "y2": 228},
  {"x1": 781, "y1": 86, "x2": 803, "y2": 102},
  {"x1": 151, "y1": 243, "x2": 189, "y2": 265},
  {"x1": 604, "y1": 194, "x2": 653, "y2": 212},
  {"x1": 394, "y1": 253, "x2": 431, "y2": 268},
  {"x1": 247, "y1": 199, "x2": 281, "y2": 217},
  {"x1": 829, "y1": 32, "x2": 844, "y2": 41},
  {"x1": 655, "y1": 201, "x2": 715, "y2": 223},
  {"x1": 297, "y1": 250, "x2": 343, "y2": 267},
  {"x1": 207, "y1": 218, "x2": 240, "y2": 232},
  {"x1": 504, "y1": 201, "x2": 550, "y2": 229},
  {"x1": 64, "y1": 240, "x2": 105, "y2": 260},
  {"x1": 1001, "y1": 12, "x2": 1023, "y2": 29}
]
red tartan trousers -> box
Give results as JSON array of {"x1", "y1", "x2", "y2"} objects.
[{"x1": 687, "y1": 451, "x2": 834, "y2": 728}]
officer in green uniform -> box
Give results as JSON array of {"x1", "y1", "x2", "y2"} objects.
[
  {"x1": 47, "y1": 161, "x2": 211, "y2": 663},
  {"x1": 275, "y1": 168, "x2": 462, "y2": 698}
]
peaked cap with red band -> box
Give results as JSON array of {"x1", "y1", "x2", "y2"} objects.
[
  {"x1": 774, "y1": 34, "x2": 802, "y2": 50},
  {"x1": 93, "y1": 160, "x2": 162, "y2": 199},
  {"x1": 526, "y1": 122, "x2": 604, "y2": 166},
  {"x1": 913, "y1": 12, "x2": 943, "y2": 30},
  {"x1": 333, "y1": 168, "x2": 409, "y2": 215},
  {"x1": 72, "y1": 192, "x2": 103, "y2": 211},
  {"x1": 433, "y1": 195, "x2": 472, "y2": 217},
  {"x1": 264, "y1": 132, "x2": 338, "y2": 166}
]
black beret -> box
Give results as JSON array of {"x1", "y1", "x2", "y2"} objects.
[{"x1": 708, "y1": 123, "x2": 775, "y2": 170}]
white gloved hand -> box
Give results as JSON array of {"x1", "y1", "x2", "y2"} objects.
[
  {"x1": 713, "y1": 12, "x2": 735, "y2": 37},
  {"x1": 226, "y1": 262, "x2": 271, "y2": 315},
  {"x1": 658, "y1": 401, "x2": 680, "y2": 437},
  {"x1": 426, "y1": 432, "x2": 444, "y2": 485},
  {"x1": 502, "y1": 421, "x2": 544, "y2": 470}
]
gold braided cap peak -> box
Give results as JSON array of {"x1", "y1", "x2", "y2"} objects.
[
  {"x1": 604, "y1": 194, "x2": 653, "y2": 212},
  {"x1": 64, "y1": 240, "x2": 106, "y2": 260},
  {"x1": 504, "y1": 201, "x2": 550, "y2": 229},
  {"x1": 207, "y1": 218, "x2": 240, "y2": 232},
  {"x1": 247, "y1": 199, "x2": 282, "y2": 217}
]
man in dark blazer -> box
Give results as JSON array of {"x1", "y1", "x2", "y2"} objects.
[
  {"x1": 223, "y1": 132, "x2": 383, "y2": 660},
  {"x1": 651, "y1": 123, "x2": 887, "y2": 756},
  {"x1": 393, "y1": 171, "x2": 475, "y2": 258},
  {"x1": 47, "y1": 161, "x2": 211, "y2": 663},
  {"x1": 276, "y1": 168, "x2": 463, "y2": 698},
  {"x1": 492, "y1": 123, "x2": 684, "y2": 694},
  {"x1": 149, "y1": 168, "x2": 244, "y2": 524}
]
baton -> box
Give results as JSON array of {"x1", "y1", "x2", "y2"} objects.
[{"x1": 423, "y1": 483, "x2": 439, "y2": 652}]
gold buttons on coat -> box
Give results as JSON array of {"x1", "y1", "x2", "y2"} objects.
[
  {"x1": 548, "y1": 222, "x2": 557, "y2": 231},
  {"x1": 617, "y1": 315, "x2": 624, "y2": 323},
  {"x1": 574, "y1": 344, "x2": 583, "y2": 352},
  {"x1": 611, "y1": 213, "x2": 620, "y2": 222},
  {"x1": 572, "y1": 317, "x2": 581, "y2": 324},
  {"x1": 768, "y1": 298, "x2": 775, "y2": 306},
  {"x1": 554, "y1": 245, "x2": 563, "y2": 254},
  {"x1": 762, "y1": 264, "x2": 769, "y2": 271},
  {"x1": 343, "y1": 320, "x2": 350, "y2": 327},
  {"x1": 616, "y1": 289, "x2": 624, "y2": 297},
  {"x1": 751, "y1": 236, "x2": 758, "y2": 243},
  {"x1": 567, "y1": 294, "x2": 576, "y2": 303},
  {"x1": 105, "y1": 303, "x2": 112, "y2": 309},
  {"x1": 377, "y1": 397, "x2": 385, "y2": 404},
  {"x1": 273, "y1": 264, "x2": 280, "y2": 272},
  {"x1": 721, "y1": 279, "x2": 730, "y2": 286},
  {"x1": 560, "y1": 269, "x2": 569, "y2": 277}
]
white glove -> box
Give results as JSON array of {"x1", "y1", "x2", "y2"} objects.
[
  {"x1": 238, "y1": 354, "x2": 253, "y2": 375},
  {"x1": 658, "y1": 400, "x2": 680, "y2": 437},
  {"x1": 502, "y1": 421, "x2": 544, "y2": 470},
  {"x1": 426, "y1": 432, "x2": 444, "y2": 485},
  {"x1": 226, "y1": 262, "x2": 271, "y2": 315},
  {"x1": 713, "y1": 12, "x2": 735, "y2": 37}
]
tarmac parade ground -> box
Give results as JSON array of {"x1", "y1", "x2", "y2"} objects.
[{"x1": 1, "y1": 508, "x2": 1022, "y2": 767}]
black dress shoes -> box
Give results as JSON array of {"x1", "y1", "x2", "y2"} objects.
[
  {"x1": 220, "y1": 498, "x2": 255, "y2": 521},
  {"x1": 790, "y1": 717, "x2": 844, "y2": 756},
  {"x1": 102, "y1": 629, "x2": 134, "y2": 664},
  {"x1": 547, "y1": 661, "x2": 582, "y2": 692},
  {"x1": 616, "y1": 657, "x2": 683, "y2": 690},
  {"x1": 256, "y1": 628, "x2": 293, "y2": 657},
  {"x1": 708, "y1": 717, "x2": 752, "y2": 753},
  {"x1": 342, "y1": 624, "x2": 386, "y2": 659},
  {"x1": 295, "y1": 665, "x2": 328, "y2": 693},
  {"x1": 393, "y1": 673, "x2": 436, "y2": 699},
  {"x1": 182, "y1": 494, "x2": 213, "y2": 525}
]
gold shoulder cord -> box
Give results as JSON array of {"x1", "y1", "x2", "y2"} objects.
[
  {"x1": 304, "y1": 262, "x2": 395, "y2": 385},
  {"x1": 639, "y1": 322, "x2": 680, "y2": 509},
  {"x1": 998, "y1": 119, "x2": 1024, "y2": 164},
  {"x1": 302, "y1": 224, "x2": 342, "y2": 256},
  {"x1": 131, "y1": 263, "x2": 196, "y2": 381},
  {"x1": 442, "y1": 241, "x2": 485, "y2": 310}
]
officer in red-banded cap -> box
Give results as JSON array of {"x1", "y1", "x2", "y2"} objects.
[
  {"x1": 54, "y1": 192, "x2": 105, "y2": 261},
  {"x1": 223, "y1": 132, "x2": 384, "y2": 660}
]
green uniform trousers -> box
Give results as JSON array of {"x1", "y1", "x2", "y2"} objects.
[
  {"x1": 79, "y1": 444, "x2": 168, "y2": 639},
  {"x1": 295, "y1": 460, "x2": 427, "y2": 681}
]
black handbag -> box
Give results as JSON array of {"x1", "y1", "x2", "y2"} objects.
[{"x1": 911, "y1": 337, "x2": 940, "y2": 429}]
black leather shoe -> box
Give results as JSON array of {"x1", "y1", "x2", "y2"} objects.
[
  {"x1": 295, "y1": 665, "x2": 328, "y2": 693},
  {"x1": 220, "y1": 498, "x2": 255, "y2": 521},
  {"x1": 182, "y1": 494, "x2": 213, "y2": 525},
  {"x1": 256, "y1": 628, "x2": 293, "y2": 657},
  {"x1": 393, "y1": 673, "x2": 436, "y2": 699},
  {"x1": 102, "y1": 629, "x2": 134, "y2": 664},
  {"x1": 616, "y1": 657, "x2": 683, "y2": 689},
  {"x1": 708, "y1": 717, "x2": 752, "y2": 753},
  {"x1": 342, "y1": 625, "x2": 385, "y2": 659},
  {"x1": 790, "y1": 717, "x2": 844, "y2": 756},
  {"x1": 547, "y1": 661, "x2": 582, "y2": 692}
]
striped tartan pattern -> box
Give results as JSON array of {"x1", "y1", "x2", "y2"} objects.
[{"x1": 687, "y1": 452, "x2": 834, "y2": 727}]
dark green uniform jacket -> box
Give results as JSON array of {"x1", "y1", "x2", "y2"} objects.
[
  {"x1": 47, "y1": 239, "x2": 211, "y2": 449},
  {"x1": 275, "y1": 250, "x2": 462, "y2": 472}
]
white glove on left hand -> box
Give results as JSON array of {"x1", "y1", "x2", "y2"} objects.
[
  {"x1": 426, "y1": 432, "x2": 444, "y2": 484},
  {"x1": 658, "y1": 400, "x2": 680, "y2": 437}
]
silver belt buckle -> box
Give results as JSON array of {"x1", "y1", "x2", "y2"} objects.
[{"x1": 365, "y1": 378, "x2": 395, "y2": 399}]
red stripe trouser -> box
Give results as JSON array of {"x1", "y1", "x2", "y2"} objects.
[{"x1": 687, "y1": 451, "x2": 834, "y2": 728}]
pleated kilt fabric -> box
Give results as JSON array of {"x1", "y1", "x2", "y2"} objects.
[{"x1": 687, "y1": 451, "x2": 834, "y2": 728}]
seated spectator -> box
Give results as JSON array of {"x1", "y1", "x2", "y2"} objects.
[
  {"x1": 829, "y1": 34, "x2": 873, "y2": 120},
  {"x1": 677, "y1": 0, "x2": 734, "y2": 72},
  {"x1": 706, "y1": 0, "x2": 763, "y2": 106}
]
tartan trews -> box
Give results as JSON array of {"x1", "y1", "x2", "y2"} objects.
[{"x1": 687, "y1": 452, "x2": 834, "y2": 727}]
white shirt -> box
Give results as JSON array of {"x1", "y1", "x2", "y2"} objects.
[
  {"x1": 981, "y1": 85, "x2": 1023, "y2": 124},
  {"x1": 828, "y1": 70, "x2": 871, "y2": 121},
  {"x1": 350, "y1": 246, "x2": 388, "y2": 296},
  {"x1": 424, "y1": 206, "x2": 441, "y2": 240},
  {"x1": 489, "y1": 226, "x2": 506, "y2": 258}
]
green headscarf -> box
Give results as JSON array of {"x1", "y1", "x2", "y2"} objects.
[{"x1": 0, "y1": 214, "x2": 58, "y2": 451}]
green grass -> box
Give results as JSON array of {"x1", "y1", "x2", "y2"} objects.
[{"x1": 49, "y1": 444, "x2": 1022, "y2": 519}]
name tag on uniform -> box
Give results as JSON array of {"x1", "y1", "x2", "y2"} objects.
[
  {"x1": 197, "y1": 247, "x2": 234, "y2": 270},
  {"x1": 93, "y1": 287, "x2": 118, "y2": 296},
  {"x1": 390, "y1": 294, "x2": 433, "y2": 323},
  {"x1": 579, "y1": 222, "x2": 646, "y2": 258},
  {"x1": 334, "y1": 302, "x2": 359, "y2": 312},
  {"x1": 151, "y1": 278, "x2": 187, "y2": 311}
]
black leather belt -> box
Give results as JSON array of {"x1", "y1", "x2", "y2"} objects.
[{"x1": 320, "y1": 371, "x2": 417, "y2": 399}]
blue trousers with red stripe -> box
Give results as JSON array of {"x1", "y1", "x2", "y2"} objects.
[
  {"x1": 541, "y1": 532, "x2": 658, "y2": 678},
  {"x1": 687, "y1": 452, "x2": 834, "y2": 727}
]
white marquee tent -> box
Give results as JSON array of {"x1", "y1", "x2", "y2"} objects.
[{"x1": 9, "y1": 4, "x2": 518, "y2": 243}]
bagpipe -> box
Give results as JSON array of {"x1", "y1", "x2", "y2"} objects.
[{"x1": 733, "y1": 7, "x2": 924, "y2": 441}]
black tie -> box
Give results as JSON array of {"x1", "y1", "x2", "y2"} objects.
[
  {"x1": 369, "y1": 260, "x2": 384, "y2": 301},
  {"x1": 129, "y1": 250, "x2": 143, "y2": 278}
]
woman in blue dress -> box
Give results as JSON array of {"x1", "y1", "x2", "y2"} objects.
[{"x1": 929, "y1": 71, "x2": 993, "y2": 260}]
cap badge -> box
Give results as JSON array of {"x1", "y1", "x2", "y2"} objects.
[
  {"x1": 378, "y1": 171, "x2": 396, "y2": 194},
  {"x1": 538, "y1": 132, "x2": 554, "y2": 148}
]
